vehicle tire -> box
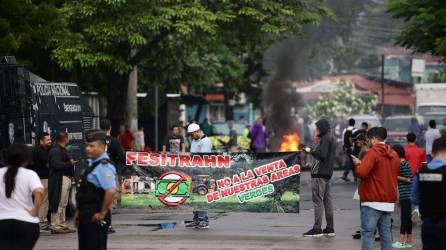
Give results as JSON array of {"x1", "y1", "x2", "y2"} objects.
[{"x1": 197, "y1": 186, "x2": 208, "y2": 195}]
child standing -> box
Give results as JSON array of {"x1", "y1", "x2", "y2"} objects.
[{"x1": 392, "y1": 144, "x2": 413, "y2": 248}]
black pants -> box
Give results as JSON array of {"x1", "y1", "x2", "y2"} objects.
[
  {"x1": 422, "y1": 216, "x2": 446, "y2": 250},
  {"x1": 78, "y1": 207, "x2": 111, "y2": 250},
  {"x1": 0, "y1": 219, "x2": 39, "y2": 250},
  {"x1": 400, "y1": 199, "x2": 412, "y2": 234}
]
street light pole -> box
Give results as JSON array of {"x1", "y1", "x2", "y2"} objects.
[
  {"x1": 381, "y1": 54, "x2": 385, "y2": 120},
  {"x1": 155, "y1": 85, "x2": 159, "y2": 151}
]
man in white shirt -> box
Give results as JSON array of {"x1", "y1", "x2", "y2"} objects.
[
  {"x1": 189, "y1": 123, "x2": 213, "y2": 153},
  {"x1": 187, "y1": 123, "x2": 213, "y2": 229},
  {"x1": 425, "y1": 120, "x2": 442, "y2": 162}
]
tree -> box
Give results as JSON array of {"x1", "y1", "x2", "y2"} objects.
[
  {"x1": 52, "y1": 0, "x2": 331, "y2": 126},
  {"x1": 304, "y1": 80, "x2": 377, "y2": 118},
  {"x1": 215, "y1": 0, "x2": 332, "y2": 116},
  {"x1": 51, "y1": 0, "x2": 233, "y2": 131},
  {"x1": 387, "y1": 0, "x2": 446, "y2": 58},
  {"x1": 0, "y1": 0, "x2": 65, "y2": 79}
]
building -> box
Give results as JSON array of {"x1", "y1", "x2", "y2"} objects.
[{"x1": 295, "y1": 74, "x2": 416, "y2": 116}]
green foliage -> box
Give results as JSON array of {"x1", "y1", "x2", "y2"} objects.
[
  {"x1": 0, "y1": 0, "x2": 64, "y2": 72},
  {"x1": 50, "y1": 0, "x2": 330, "y2": 97},
  {"x1": 305, "y1": 80, "x2": 377, "y2": 118},
  {"x1": 428, "y1": 67, "x2": 446, "y2": 83},
  {"x1": 51, "y1": 0, "x2": 233, "y2": 75},
  {"x1": 387, "y1": 0, "x2": 446, "y2": 58}
]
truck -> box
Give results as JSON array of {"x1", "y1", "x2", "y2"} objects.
[
  {"x1": 0, "y1": 56, "x2": 94, "y2": 166},
  {"x1": 415, "y1": 83, "x2": 446, "y2": 115}
]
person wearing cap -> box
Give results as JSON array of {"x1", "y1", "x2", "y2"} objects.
[
  {"x1": 187, "y1": 123, "x2": 213, "y2": 228},
  {"x1": 188, "y1": 123, "x2": 213, "y2": 153},
  {"x1": 74, "y1": 131, "x2": 117, "y2": 250},
  {"x1": 411, "y1": 137, "x2": 446, "y2": 249}
]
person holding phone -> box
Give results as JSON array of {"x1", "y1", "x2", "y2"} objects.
[
  {"x1": 353, "y1": 127, "x2": 400, "y2": 250},
  {"x1": 303, "y1": 118, "x2": 336, "y2": 238},
  {"x1": 0, "y1": 143, "x2": 44, "y2": 249}
]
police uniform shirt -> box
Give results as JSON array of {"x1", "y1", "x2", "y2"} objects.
[{"x1": 87, "y1": 152, "x2": 117, "y2": 190}]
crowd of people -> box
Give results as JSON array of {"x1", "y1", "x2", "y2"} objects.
[
  {"x1": 1, "y1": 115, "x2": 446, "y2": 250},
  {"x1": 0, "y1": 119, "x2": 128, "y2": 249},
  {"x1": 302, "y1": 116, "x2": 446, "y2": 250}
]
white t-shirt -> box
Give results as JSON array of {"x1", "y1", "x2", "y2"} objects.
[
  {"x1": 362, "y1": 202, "x2": 395, "y2": 212},
  {"x1": 190, "y1": 136, "x2": 213, "y2": 153},
  {"x1": 0, "y1": 167, "x2": 43, "y2": 223}
]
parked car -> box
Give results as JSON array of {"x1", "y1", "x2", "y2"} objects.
[
  {"x1": 349, "y1": 114, "x2": 382, "y2": 129},
  {"x1": 383, "y1": 115, "x2": 424, "y2": 145}
]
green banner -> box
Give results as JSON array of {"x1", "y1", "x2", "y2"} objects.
[{"x1": 122, "y1": 152, "x2": 300, "y2": 213}]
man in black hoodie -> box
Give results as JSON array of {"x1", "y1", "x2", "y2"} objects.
[{"x1": 303, "y1": 118, "x2": 336, "y2": 237}]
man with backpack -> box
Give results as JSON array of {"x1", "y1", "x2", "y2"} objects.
[{"x1": 342, "y1": 118, "x2": 357, "y2": 182}]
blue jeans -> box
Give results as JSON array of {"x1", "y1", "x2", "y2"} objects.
[{"x1": 361, "y1": 205, "x2": 392, "y2": 250}]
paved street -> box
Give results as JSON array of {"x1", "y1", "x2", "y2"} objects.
[{"x1": 35, "y1": 171, "x2": 422, "y2": 250}]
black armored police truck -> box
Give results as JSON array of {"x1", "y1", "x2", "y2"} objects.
[{"x1": 0, "y1": 56, "x2": 94, "y2": 165}]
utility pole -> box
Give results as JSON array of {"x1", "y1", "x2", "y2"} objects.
[
  {"x1": 381, "y1": 54, "x2": 385, "y2": 120},
  {"x1": 155, "y1": 85, "x2": 159, "y2": 151}
]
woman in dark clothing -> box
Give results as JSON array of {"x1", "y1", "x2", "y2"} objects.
[{"x1": 0, "y1": 143, "x2": 44, "y2": 249}]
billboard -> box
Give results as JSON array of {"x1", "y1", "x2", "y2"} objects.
[{"x1": 122, "y1": 152, "x2": 301, "y2": 213}]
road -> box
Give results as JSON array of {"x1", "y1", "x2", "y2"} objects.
[{"x1": 35, "y1": 171, "x2": 421, "y2": 249}]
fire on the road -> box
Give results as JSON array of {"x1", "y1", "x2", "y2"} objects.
[{"x1": 279, "y1": 132, "x2": 300, "y2": 152}]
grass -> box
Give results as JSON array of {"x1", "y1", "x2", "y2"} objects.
[{"x1": 121, "y1": 191, "x2": 300, "y2": 212}]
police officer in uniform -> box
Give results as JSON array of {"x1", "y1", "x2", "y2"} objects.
[
  {"x1": 412, "y1": 137, "x2": 446, "y2": 249},
  {"x1": 74, "y1": 131, "x2": 117, "y2": 250}
]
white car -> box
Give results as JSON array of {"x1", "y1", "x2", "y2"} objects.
[{"x1": 348, "y1": 114, "x2": 382, "y2": 129}]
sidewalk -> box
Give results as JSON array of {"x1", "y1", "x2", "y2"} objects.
[{"x1": 35, "y1": 171, "x2": 422, "y2": 249}]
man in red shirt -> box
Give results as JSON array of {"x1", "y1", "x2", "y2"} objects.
[
  {"x1": 404, "y1": 132, "x2": 427, "y2": 176},
  {"x1": 119, "y1": 125, "x2": 134, "y2": 151}
]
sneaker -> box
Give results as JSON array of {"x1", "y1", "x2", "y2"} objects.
[
  {"x1": 303, "y1": 228, "x2": 323, "y2": 237},
  {"x1": 185, "y1": 221, "x2": 199, "y2": 228},
  {"x1": 352, "y1": 231, "x2": 361, "y2": 240},
  {"x1": 196, "y1": 221, "x2": 209, "y2": 229},
  {"x1": 341, "y1": 176, "x2": 351, "y2": 182},
  {"x1": 108, "y1": 226, "x2": 116, "y2": 234},
  {"x1": 392, "y1": 242, "x2": 406, "y2": 249},
  {"x1": 405, "y1": 243, "x2": 413, "y2": 248},
  {"x1": 323, "y1": 228, "x2": 336, "y2": 237},
  {"x1": 411, "y1": 208, "x2": 421, "y2": 224},
  {"x1": 40, "y1": 227, "x2": 52, "y2": 234}
]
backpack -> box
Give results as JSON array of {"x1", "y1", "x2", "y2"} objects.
[{"x1": 343, "y1": 128, "x2": 354, "y2": 148}]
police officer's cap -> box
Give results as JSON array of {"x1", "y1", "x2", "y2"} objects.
[{"x1": 85, "y1": 130, "x2": 107, "y2": 143}]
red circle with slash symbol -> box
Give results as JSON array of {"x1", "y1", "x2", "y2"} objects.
[{"x1": 158, "y1": 171, "x2": 189, "y2": 207}]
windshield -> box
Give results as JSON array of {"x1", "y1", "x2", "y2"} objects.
[
  {"x1": 351, "y1": 117, "x2": 382, "y2": 129},
  {"x1": 423, "y1": 114, "x2": 446, "y2": 128},
  {"x1": 383, "y1": 118, "x2": 413, "y2": 132},
  {"x1": 417, "y1": 106, "x2": 446, "y2": 115}
]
